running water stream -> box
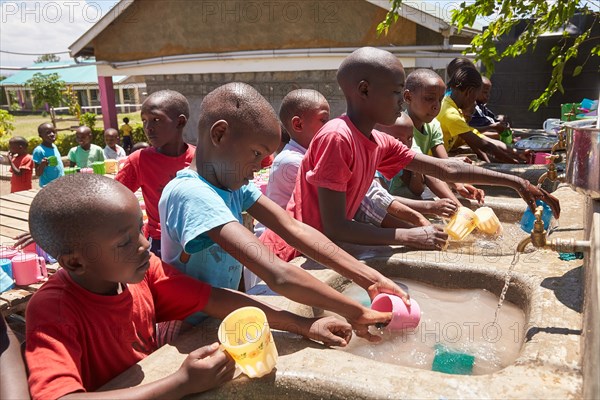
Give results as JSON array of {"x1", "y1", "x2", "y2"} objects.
[{"x1": 494, "y1": 252, "x2": 521, "y2": 323}]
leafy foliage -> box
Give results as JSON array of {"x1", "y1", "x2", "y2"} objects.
[
  {"x1": 380, "y1": 0, "x2": 599, "y2": 111},
  {"x1": 34, "y1": 53, "x2": 60, "y2": 63},
  {"x1": 25, "y1": 73, "x2": 66, "y2": 111},
  {"x1": 0, "y1": 110, "x2": 15, "y2": 137},
  {"x1": 79, "y1": 112, "x2": 97, "y2": 130}
]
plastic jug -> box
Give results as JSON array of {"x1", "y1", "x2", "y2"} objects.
[
  {"x1": 445, "y1": 207, "x2": 480, "y2": 240},
  {"x1": 12, "y1": 252, "x2": 47, "y2": 286},
  {"x1": 475, "y1": 207, "x2": 502, "y2": 235},
  {"x1": 104, "y1": 159, "x2": 118, "y2": 174},
  {"x1": 500, "y1": 129, "x2": 513, "y2": 145},
  {"x1": 218, "y1": 307, "x2": 278, "y2": 378},
  {"x1": 371, "y1": 293, "x2": 421, "y2": 330},
  {"x1": 91, "y1": 161, "x2": 106, "y2": 175},
  {"x1": 520, "y1": 200, "x2": 553, "y2": 233}
]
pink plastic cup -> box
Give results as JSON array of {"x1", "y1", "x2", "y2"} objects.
[
  {"x1": 534, "y1": 152, "x2": 552, "y2": 164},
  {"x1": 0, "y1": 247, "x2": 20, "y2": 260},
  {"x1": 12, "y1": 252, "x2": 47, "y2": 286},
  {"x1": 371, "y1": 293, "x2": 421, "y2": 330}
]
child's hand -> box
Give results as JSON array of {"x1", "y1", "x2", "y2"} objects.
[
  {"x1": 176, "y1": 343, "x2": 236, "y2": 395},
  {"x1": 366, "y1": 277, "x2": 410, "y2": 306},
  {"x1": 13, "y1": 232, "x2": 34, "y2": 249},
  {"x1": 347, "y1": 308, "x2": 392, "y2": 343},
  {"x1": 305, "y1": 316, "x2": 352, "y2": 347},
  {"x1": 518, "y1": 181, "x2": 561, "y2": 219},
  {"x1": 426, "y1": 198, "x2": 458, "y2": 218},
  {"x1": 40, "y1": 157, "x2": 49, "y2": 166},
  {"x1": 455, "y1": 184, "x2": 485, "y2": 205},
  {"x1": 401, "y1": 225, "x2": 448, "y2": 251}
]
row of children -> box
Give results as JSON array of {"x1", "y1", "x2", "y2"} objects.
[
  {"x1": 6, "y1": 120, "x2": 147, "y2": 193},
  {"x1": 5, "y1": 47, "x2": 561, "y2": 399}
]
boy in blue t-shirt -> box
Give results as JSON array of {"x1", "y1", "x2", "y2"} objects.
[
  {"x1": 160, "y1": 82, "x2": 407, "y2": 339},
  {"x1": 32, "y1": 123, "x2": 64, "y2": 187}
]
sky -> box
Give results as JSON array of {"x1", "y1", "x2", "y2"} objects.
[{"x1": 1, "y1": 0, "x2": 597, "y2": 75}]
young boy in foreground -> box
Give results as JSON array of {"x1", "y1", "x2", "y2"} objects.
[{"x1": 25, "y1": 175, "x2": 353, "y2": 399}]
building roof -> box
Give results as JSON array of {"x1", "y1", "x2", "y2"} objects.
[
  {"x1": 0, "y1": 62, "x2": 126, "y2": 86},
  {"x1": 69, "y1": 0, "x2": 479, "y2": 62}
]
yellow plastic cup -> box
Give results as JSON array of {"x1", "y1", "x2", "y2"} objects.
[
  {"x1": 218, "y1": 307, "x2": 278, "y2": 378},
  {"x1": 445, "y1": 206, "x2": 480, "y2": 240},
  {"x1": 475, "y1": 207, "x2": 503, "y2": 235},
  {"x1": 104, "y1": 159, "x2": 118, "y2": 174}
]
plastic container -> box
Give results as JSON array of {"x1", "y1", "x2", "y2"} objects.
[
  {"x1": 432, "y1": 344, "x2": 475, "y2": 375},
  {"x1": 0, "y1": 258, "x2": 14, "y2": 292},
  {"x1": 91, "y1": 161, "x2": 106, "y2": 175},
  {"x1": 0, "y1": 247, "x2": 20, "y2": 260},
  {"x1": 370, "y1": 293, "x2": 421, "y2": 330},
  {"x1": 63, "y1": 167, "x2": 78, "y2": 175},
  {"x1": 218, "y1": 306, "x2": 278, "y2": 378},
  {"x1": 80, "y1": 168, "x2": 93, "y2": 174},
  {"x1": 475, "y1": 207, "x2": 502, "y2": 235},
  {"x1": 533, "y1": 152, "x2": 552, "y2": 164},
  {"x1": 499, "y1": 129, "x2": 513, "y2": 145},
  {"x1": 47, "y1": 155, "x2": 58, "y2": 166},
  {"x1": 11, "y1": 252, "x2": 47, "y2": 286},
  {"x1": 104, "y1": 159, "x2": 118, "y2": 174},
  {"x1": 520, "y1": 200, "x2": 553, "y2": 233},
  {"x1": 445, "y1": 207, "x2": 480, "y2": 241}
]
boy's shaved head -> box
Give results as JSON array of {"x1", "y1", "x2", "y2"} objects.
[
  {"x1": 29, "y1": 175, "x2": 131, "y2": 258},
  {"x1": 144, "y1": 89, "x2": 190, "y2": 119},
  {"x1": 198, "y1": 82, "x2": 278, "y2": 139},
  {"x1": 337, "y1": 47, "x2": 403, "y2": 94},
  {"x1": 406, "y1": 69, "x2": 444, "y2": 91},
  {"x1": 279, "y1": 89, "x2": 327, "y2": 133},
  {"x1": 38, "y1": 123, "x2": 54, "y2": 134}
]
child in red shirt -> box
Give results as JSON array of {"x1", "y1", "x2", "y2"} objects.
[
  {"x1": 25, "y1": 174, "x2": 352, "y2": 400},
  {"x1": 116, "y1": 90, "x2": 195, "y2": 257},
  {"x1": 8, "y1": 136, "x2": 33, "y2": 193}
]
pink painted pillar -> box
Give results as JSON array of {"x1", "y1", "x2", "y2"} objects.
[{"x1": 98, "y1": 76, "x2": 118, "y2": 129}]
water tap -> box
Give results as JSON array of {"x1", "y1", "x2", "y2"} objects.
[
  {"x1": 538, "y1": 155, "x2": 565, "y2": 187},
  {"x1": 516, "y1": 206, "x2": 590, "y2": 253},
  {"x1": 551, "y1": 128, "x2": 567, "y2": 153}
]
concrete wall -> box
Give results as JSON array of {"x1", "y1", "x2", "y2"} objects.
[
  {"x1": 94, "y1": 0, "x2": 418, "y2": 62},
  {"x1": 145, "y1": 70, "x2": 346, "y2": 143},
  {"x1": 582, "y1": 198, "x2": 600, "y2": 399}
]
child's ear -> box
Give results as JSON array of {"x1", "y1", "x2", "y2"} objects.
[
  {"x1": 291, "y1": 116, "x2": 303, "y2": 133},
  {"x1": 177, "y1": 114, "x2": 188, "y2": 129},
  {"x1": 358, "y1": 80, "x2": 369, "y2": 98},
  {"x1": 210, "y1": 120, "x2": 228, "y2": 146},
  {"x1": 58, "y1": 252, "x2": 85, "y2": 276},
  {"x1": 403, "y1": 89, "x2": 412, "y2": 104}
]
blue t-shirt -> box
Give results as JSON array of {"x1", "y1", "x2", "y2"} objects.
[
  {"x1": 159, "y1": 169, "x2": 262, "y2": 324},
  {"x1": 32, "y1": 144, "x2": 64, "y2": 187}
]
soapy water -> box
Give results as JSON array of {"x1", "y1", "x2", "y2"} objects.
[{"x1": 333, "y1": 279, "x2": 525, "y2": 375}]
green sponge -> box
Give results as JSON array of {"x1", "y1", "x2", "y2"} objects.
[{"x1": 431, "y1": 344, "x2": 475, "y2": 375}]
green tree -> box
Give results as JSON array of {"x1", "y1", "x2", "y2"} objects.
[
  {"x1": 0, "y1": 110, "x2": 15, "y2": 137},
  {"x1": 34, "y1": 53, "x2": 60, "y2": 63},
  {"x1": 25, "y1": 73, "x2": 66, "y2": 126},
  {"x1": 379, "y1": 0, "x2": 599, "y2": 111}
]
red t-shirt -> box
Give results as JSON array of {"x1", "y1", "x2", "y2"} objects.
[
  {"x1": 10, "y1": 153, "x2": 33, "y2": 192},
  {"x1": 115, "y1": 145, "x2": 195, "y2": 240},
  {"x1": 260, "y1": 115, "x2": 416, "y2": 261},
  {"x1": 25, "y1": 254, "x2": 211, "y2": 399}
]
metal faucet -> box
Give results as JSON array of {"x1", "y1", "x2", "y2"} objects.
[
  {"x1": 551, "y1": 128, "x2": 567, "y2": 154},
  {"x1": 538, "y1": 155, "x2": 565, "y2": 186},
  {"x1": 517, "y1": 206, "x2": 591, "y2": 253}
]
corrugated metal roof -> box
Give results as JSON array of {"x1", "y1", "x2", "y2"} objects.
[{"x1": 0, "y1": 62, "x2": 126, "y2": 86}]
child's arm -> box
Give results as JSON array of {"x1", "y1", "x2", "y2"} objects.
[
  {"x1": 1, "y1": 318, "x2": 29, "y2": 400},
  {"x1": 405, "y1": 153, "x2": 561, "y2": 217},
  {"x1": 7, "y1": 153, "x2": 23, "y2": 175},
  {"x1": 59, "y1": 343, "x2": 235, "y2": 400},
  {"x1": 204, "y1": 287, "x2": 352, "y2": 347},
  {"x1": 313, "y1": 187, "x2": 447, "y2": 249},
  {"x1": 460, "y1": 131, "x2": 524, "y2": 164},
  {"x1": 430, "y1": 145, "x2": 485, "y2": 204},
  {"x1": 208, "y1": 218, "x2": 392, "y2": 340},
  {"x1": 254, "y1": 195, "x2": 442, "y2": 289},
  {"x1": 382, "y1": 200, "x2": 430, "y2": 228},
  {"x1": 400, "y1": 170, "x2": 425, "y2": 196},
  {"x1": 34, "y1": 158, "x2": 48, "y2": 176},
  {"x1": 422, "y1": 175, "x2": 461, "y2": 206}
]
